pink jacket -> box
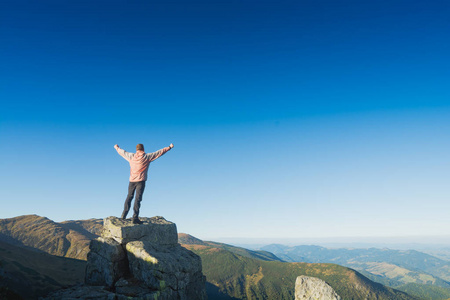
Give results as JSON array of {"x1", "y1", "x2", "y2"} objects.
[{"x1": 114, "y1": 145, "x2": 171, "y2": 182}]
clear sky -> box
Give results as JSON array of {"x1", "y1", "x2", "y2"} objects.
[{"x1": 1, "y1": 0, "x2": 450, "y2": 240}]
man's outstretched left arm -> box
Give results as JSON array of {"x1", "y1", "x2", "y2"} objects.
[{"x1": 148, "y1": 143, "x2": 174, "y2": 162}]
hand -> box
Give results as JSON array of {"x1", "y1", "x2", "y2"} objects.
[
  {"x1": 169, "y1": 143, "x2": 174, "y2": 149},
  {"x1": 114, "y1": 144, "x2": 119, "y2": 149}
]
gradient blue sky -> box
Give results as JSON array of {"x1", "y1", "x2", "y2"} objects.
[{"x1": 1, "y1": 0, "x2": 450, "y2": 240}]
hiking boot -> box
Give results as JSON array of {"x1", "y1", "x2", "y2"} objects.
[{"x1": 132, "y1": 218, "x2": 143, "y2": 224}]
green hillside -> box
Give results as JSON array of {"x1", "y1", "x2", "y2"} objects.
[
  {"x1": 179, "y1": 233, "x2": 282, "y2": 262},
  {"x1": 182, "y1": 243, "x2": 417, "y2": 300},
  {"x1": 0, "y1": 215, "x2": 102, "y2": 260},
  {"x1": 396, "y1": 283, "x2": 450, "y2": 300},
  {"x1": 361, "y1": 270, "x2": 450, "y2": 300},
  {"x1": 205, "y1": 241, "x2": 283, "y2": 262},
  {"x1": 0, "y1": 240, "x2": 85, "y2": 299}
]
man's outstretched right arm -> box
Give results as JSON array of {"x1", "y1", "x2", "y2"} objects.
[
  {"x1": 114, "y1": 144, "x2": 133, "y2": 162},
  {"x1": 147, "y1": 143, "x2": 174, "y2": 162}
]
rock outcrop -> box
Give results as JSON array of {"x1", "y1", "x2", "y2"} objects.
[
  {"x1": 44, "y1": 216, "x2": 207, "y2": 299},
  {"x1": 295, "y1": 275, "x2": 341, "y2": 300}
]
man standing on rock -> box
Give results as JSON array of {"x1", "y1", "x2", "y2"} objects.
[{"x1": 114, "y1": 143, "x2": 174, "y2": 224}]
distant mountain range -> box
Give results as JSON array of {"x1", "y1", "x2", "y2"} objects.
[
  {"x1": 261, "y1": 244, "x2": 450, "y2": 300},
  {"x1": 0, "y1": 215, "x2": 439, "y2": 299},
  {"x1": 179, "y1": 234, "x2": 416, "y2": 300}
]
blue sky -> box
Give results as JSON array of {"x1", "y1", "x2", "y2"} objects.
[{"x1": 1, "y1": 0, "x2": 450, "y2": 240}]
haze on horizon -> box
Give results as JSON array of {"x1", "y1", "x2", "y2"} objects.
[
  {"x1": 209, "y1": 234, "x2": 450, "y2": 248},
  {"x1": 1, "y1": 0, "x2": 449, "y2": 241}
]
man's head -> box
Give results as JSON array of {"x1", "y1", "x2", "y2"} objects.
[{"x1": 136, "y1": 144, "x2": 145, "y2": 151}]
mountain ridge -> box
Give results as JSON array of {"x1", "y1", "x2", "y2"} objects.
[
  {"x1": 180, "y1": 233, "x2": 283, "y2": 262},
  {"x1": 0, "y1": 215, "x2": 423, "y2": 299},
  {"x1": 0, "y1": 215, "x2": 102, "y2": 260}
]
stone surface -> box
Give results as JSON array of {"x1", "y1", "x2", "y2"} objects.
[
  {"x1": 114, "y1": 278, "x2": 152, "y2": 296},
  {"x1": 126, "y1": 241, "x2": 206, "y2": 299},
  {"x1": 42, "y1": 283, "x2": 177, "y2": 300},
  {"x1": 102, "y1": 216, "x2": 178, "y2": 245},
  {"x1": 295, "y1": 275, "x2": 341, "y2": 300},
  {"x1": 85, "y1": 237, "x2": 128, "y2": 287},
  {"x1": 40, "y1": 285, "x2": 117, "y2": 300},
  {"x1": 113, "y1": 278, "x2": 176, "y2": 299}
]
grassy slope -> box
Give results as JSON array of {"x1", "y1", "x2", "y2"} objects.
[
  {"x1": 204, "y1": 241, "x2": 283, "y2": 262},
  {"x1": 0, "y1": 215, "x2": 102, "y2": 260},
  {"x1": 182, "y1": 244, "x2": 417, "y2": 300},
  {"x1": 179, "y1": 233, "x2": 283, "y2": 262},
  {"x1": 396, "y1": 283, "x2": 450, "y2": 300},
  {"x1": 0, "y1": 241, "x2": 85, "y2": 299},
  {"x1": 178, "y1": 233, "x2": 282, "y2": 261},
  {"x1": 361, "y1": 270, "x2": 450, "y2": 300}
]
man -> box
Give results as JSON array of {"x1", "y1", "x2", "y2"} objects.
[{"x1": 114, "y1": 143, "x2": 174, "y2": 224}]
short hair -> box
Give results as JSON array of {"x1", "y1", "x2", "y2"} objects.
[{"x1": 136, "y1": 144, "x2": 144, "y2": 151}]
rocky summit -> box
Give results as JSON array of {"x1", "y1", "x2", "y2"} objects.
[
  {"x1": 102, "y1": 216, "x2": 178, "y2": 245},
  {"x1": 44, "y1": 216, "x2": 207, "y2": 300},
  {"x1": 295, "y1": 275, "x2": 341, "y2": 300}
]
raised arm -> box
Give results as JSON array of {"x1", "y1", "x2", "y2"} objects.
[
  {"x1": 147, "y1": 143, "x2": 174, "y2": 162},
  {"x1": 114, "y1": 144, "x2": 134, "y2": 162}
]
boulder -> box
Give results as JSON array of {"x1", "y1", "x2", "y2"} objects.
[
  {"x1": 102, "y1": 216, "x2": 178, "y2": 245},
  {"x1": 295, "y1": 275, "x2": 341, "y2": 300}
]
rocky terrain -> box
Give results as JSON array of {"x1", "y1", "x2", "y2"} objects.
[
  {"x1": 45, "y1": 216, "x2": 207, "y2": 299},
  {"x1": 0, "y1": 215, "x2": 423, "y2": 299}
]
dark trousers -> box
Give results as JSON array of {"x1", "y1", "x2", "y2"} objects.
[{"x1": 122, "y1": 181, "x2": 146, "y2": 219}]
